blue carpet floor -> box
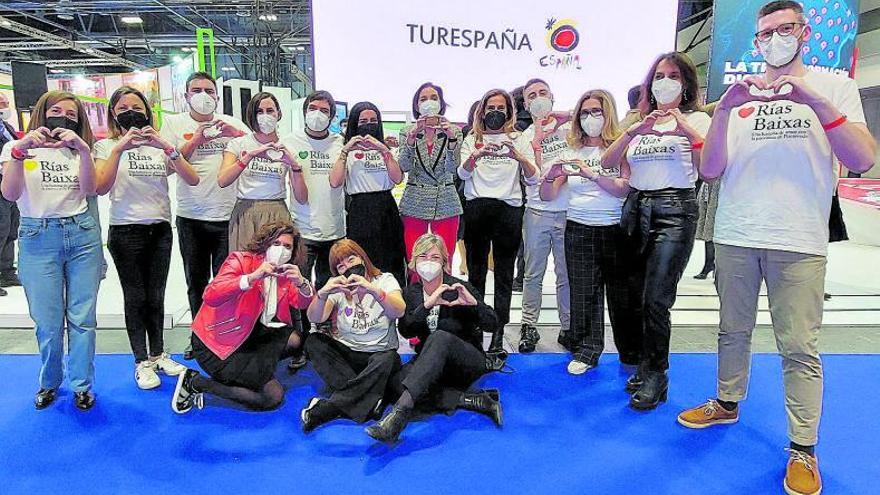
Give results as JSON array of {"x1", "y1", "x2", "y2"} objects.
[{"x1": 0, "y1": 353, "x2": 876, "y2": 494}]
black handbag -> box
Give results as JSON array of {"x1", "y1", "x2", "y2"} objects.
[{"x1": 620, "y1": 190, "x2": 640, "y2": 237}]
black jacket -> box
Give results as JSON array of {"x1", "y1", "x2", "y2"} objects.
[
  {"x1": 0, "y1": 120, "x2": 17, "y2": 153},
  {"x1": 399, "y1": 274, "x2": 502, "y2": 354}
]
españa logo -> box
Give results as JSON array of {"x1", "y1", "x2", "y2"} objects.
[{"x1": 545, "y1": 18, "x2": 579, "y2": 53}]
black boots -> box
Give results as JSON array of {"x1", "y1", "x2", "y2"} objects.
[
  {"x1": 301, "y1": 398, "x2": 342, "y2": 433},
  {"x1": 625, "y1": 370, "x2": 644, "y2": 394},
  {"x1": 629, "y1": 371, "x2": 668, "y2": 410},
  {"x1": 366, "y1": 405, "x2": 412, "y2": 443},
  {"x1": 460, "y1": 390, "x2": 503, "y2": 426},
  {"x1": 518, "y1": 324, "x2": 540, "y2": 353},
  {"x1": 74, "y1": 390, "x2": 95, "y2": 411}
]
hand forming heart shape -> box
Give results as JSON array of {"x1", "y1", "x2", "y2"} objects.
[{"x1": 747, "y1": 82, "x2": 793, "y2": 101}]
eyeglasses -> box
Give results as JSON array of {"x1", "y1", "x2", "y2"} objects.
[
  {"x1": 579, "y1": 109, "x2": 604, "y2": 118},
  {"x1": 755, "y1": 22, "x2": 804, "y2": 43}
]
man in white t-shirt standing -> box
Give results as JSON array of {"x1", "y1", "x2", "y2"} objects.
[
  {"x1": 281, "y1": 90, "x2": 345, "y2": 330},
  {"x1": 517, "y1": 78, "x2": 571, "y2": 353},
  {"x1": 677, "y1": 3, "x2": 875, "y2": 495},
  {"x1": 160, "y1": 72, "x2": 247, "y2": 357}
]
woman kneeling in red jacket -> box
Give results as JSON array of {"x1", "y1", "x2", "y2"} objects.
[{"x1": 171, "y1": 221, "x2": 315, "y2": 413}]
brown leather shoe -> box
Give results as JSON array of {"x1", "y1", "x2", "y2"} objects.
[
  {"x1": 677, "y1": 399, "x2": 739, "y2": 429},
  {"x1": 784, "y1": 449, "x2": 821, "y2": 495}
]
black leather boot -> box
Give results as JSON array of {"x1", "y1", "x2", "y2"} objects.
[
  {"x1": 460, "y1": 391, "x2": 503, "y2": 426},
  {"x1": 625, "y1": 369, "x2": 644, "y2": 394},
  {"x1": 366, "y1": 405, "x2": 411, "y2": 443},
  {"x1": 34, "y1": 388, "x2": 57, "y2": 410},
  {"x1": 518, "y1": 324, "x2": 540, "y2": 353},
  {"x1": 629, "y1": 371, "x2": 668, "y2": 410}
]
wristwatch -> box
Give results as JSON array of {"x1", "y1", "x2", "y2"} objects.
[{"x1": 164, "y1": 147, "x2": 181, "y2": 160}]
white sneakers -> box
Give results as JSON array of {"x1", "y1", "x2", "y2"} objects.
[
  {"x1": 135, "y1": 360, "x2": 161, "y2": 390},
  {"x1": 567, "y1": 360, "x2": 593, "y2": 375},
  {"x1": 153, "y1": 353, "x2": 187, "y2": 376},
  {"x1": 135, "y1": 353, "x2": 187, "y2": 390}
]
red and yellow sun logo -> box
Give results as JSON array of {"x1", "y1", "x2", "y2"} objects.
[{"x1": 545, "y1": 18, "x2": 579, "y2": 53}]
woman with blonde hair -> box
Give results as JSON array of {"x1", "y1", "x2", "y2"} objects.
[
  {"x1": 541, "y1": 89, "x2": 642, "y2": 376},
  {"x1": 301, "y1": 239, "x2": 405, "y2": 432},
  {"x1": 367, "y1": 233, "x2": 505, "y2": 443},
  {"x1": 458, "y1": 88, "x2": 538, "y2": 328},
  {"x1": 0, "y1": 90, "x2": 102, "y2": 410}
]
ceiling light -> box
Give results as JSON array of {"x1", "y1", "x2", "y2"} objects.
[
  {"x1": 120, "y1": 16, "x2": 143, "y2": 25},
  {"x1": 236, "y1": 11, "x2": 251, "y2": 17},
  {"x1": 0, "y1": 20, "x2": 11, "y2": 27},
  {"x1": 49, "y1": 69, "x2": 65, "y2": 74},
  {"x1": 56, "y1": 13, "x2": 74, "y2": 21},
  {"x1": 221, "y1": 66, "x2": 235, "y2": 72}
]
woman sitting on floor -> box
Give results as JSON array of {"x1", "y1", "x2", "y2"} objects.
[
  {"x1": 171, "y1": 220, "x2": 314, "y2": 413},
  {"x1": 366, "y1": 233, "x2": 506, "y2": 443},
  {"x1": 300, "y1": 239, "x2": 406, "y2": 432}
]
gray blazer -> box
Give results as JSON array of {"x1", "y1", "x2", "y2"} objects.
[{"x1": 397, "y1": 124, "x2": 463, "y2": 220}]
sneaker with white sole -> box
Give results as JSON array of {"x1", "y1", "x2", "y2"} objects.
[
  {"x1": 135, "y1": 360, "x2": 161, "y2": 390},
  {"x1": 152, "y1": 353, "x2": 187, "y2": 376},
  {"x1": 171, "y1": 369, "x2": 204, "y2": 414},
  {"x1": 567, "y1": 360, "x2": 594, "y2": 375}
]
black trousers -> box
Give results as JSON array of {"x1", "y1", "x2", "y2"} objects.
[
  {"x1": 564, "y1": 222, "x2": 642, "y2": 365},
  {"x1": 346, "y1": 190, "x2": 406, "y2": 286},
  {"x1": 463, "y1": 198, "x2": 523, "y2": 326},
  {"x1": 176, "y1": 216, "x2": 229, "y2": 318},
  {"x1": 399, "y1": 330, "x2": 488, "y2": 412},
  {"x1": 298, "y1": 238, "x2": 339, "y2": 332},
  {"x1": 108, "y1": 222, "x2": 173, "y2": 362},
  {"x1": 305, "y1": 333, "x2": 401, "y2": 422},
  {"x1": 631, "y1": 190, "x2": 697, "y2": 372},
  {"x1": 0, "y1": 175, "x2": 19, "y2": 276}
]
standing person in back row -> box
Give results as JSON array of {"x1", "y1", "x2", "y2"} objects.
[
  {"x1": 677, "y1": 3, "x2": 875, "y2": 495},
  {"x1": 160, "y1": 72, "x2": 248, "y2": 359},
  {"x1": 518, "y1": 78, "x2": 571, "y2": 354},
  {"x1": 0, "y1": 92, "x2": 21, "y2": 296},
  {"x1": 282, "y1": 90, "x2": 346, "y2": 335}
]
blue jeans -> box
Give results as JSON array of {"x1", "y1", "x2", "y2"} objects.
[{"x1": 18, "y1": 212, "x2": 103, "y2": 392}]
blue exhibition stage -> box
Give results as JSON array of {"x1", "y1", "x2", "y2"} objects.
[{"x1": 0, "y1": 353, "x2": 876, "y2": 494}]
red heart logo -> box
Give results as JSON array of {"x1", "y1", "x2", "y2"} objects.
[
  {"x1": 354, "y1": 152, "x2": 365, "y2": 160},
  {"x1": 738, "y1": 107, "x2": 756, "y2": 119},
  {"x1": 183, "y1": 133, "x2": 194, "y2": 140},
  {"x1": 475, "y1": 143, "x2": 484, "y2": 149}
]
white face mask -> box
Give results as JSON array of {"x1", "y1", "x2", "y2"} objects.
[
  {"x1": 265, "y1": 244, "x2": 292, "y2": 265},
  {"x1": 528, "y1": 96, "x2": 553, "y2": 119},
  {"x1": 0, "y1": 108, "x2": 10, "y2": 121},
  {"x1": 416, "y1": 260, "x2": 443, "y2": 281},
  {"x1": 758, "y1": 31, "x2": 802, "y2": 68},
  {"x1": 305, "y1": 109, "x2": 331, "y2": 132},
  {"x1": 580, "y1": 115, "x2": 605, "y2": 138},
  {"x1": 651, "y1": 78, "x2": 683, "y2": 106},
  {"x1": 256, "y1": 113, "x2": 278, "y2": 134},
  {"x1": 189, "y1": 92, "x2": 217, "y2": 115},
  {"x1": 419, "y1": 99, "x2": 441, "y2": 117}
]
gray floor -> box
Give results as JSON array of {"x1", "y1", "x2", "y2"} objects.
[{"x1": 2, "y1": 324, "x2": 879, "y2": 356}]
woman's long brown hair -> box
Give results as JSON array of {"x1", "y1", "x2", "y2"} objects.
[{"x1": 28, "y1": 90, "x2": 96, "y2": 146}]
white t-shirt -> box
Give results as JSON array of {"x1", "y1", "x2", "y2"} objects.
[
  {"x1": 225, "y1": 134, "x2": 288, "y2": 201},
  {"x1": 159, "y1": 112, "x2": 248, "y2": 221},
  {"x1": 344, "y1": 148, "x2": 394, "y2": 194},
  {"x1": 555, "y1": 146, "x2": 624, "y2": 226},
  {"x1": 281, "y1": 128, "x2": 345, "y2": 241},
  {"x1": 626, "y1": 111, "x2": 711, "y2": 191},
  {"x1": 93, "y1": 138, "x2": 171, "y2": 225},
  {"x1": 458, "y1": 132, "x2": 537, "y2": 207},
  {"x1": 0, "y1": 142, "x2": 88, "y2": 218},
  {"x1": 714, "y1": 71, "x2": 866, "y2": 257},
  {"x1": 327, "y1": 272, "x2": 401, "y2": 352},
  {"x1": 522, "y1": 122, "x2": 570, "y2": 212}
]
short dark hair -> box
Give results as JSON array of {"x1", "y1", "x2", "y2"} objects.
[
  {"x1": 627, "y1": 85, "x2": 641, "y2": 110},
  {"x1": 758, "y1": 1, "x2": 804, "y2": 19},
  {"x1": 302, "y1": 90, "x2": 336, "y2": 120},
  {"x1": 411, "y1": 82, "x2": 447, "y2": 119},
  {"x1": 185, "y1": 71, "x2": 216, "y2": 92},
  {"x1": 244, "y1": 92, "x2": 280, "y2": 133},
  {"x1": 523, "y1": 78, "x2": 550, "y2": 96}
]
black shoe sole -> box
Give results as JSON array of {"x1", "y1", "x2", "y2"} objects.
[
  {"x1": 34, "y1": 392, "x2": 57, "y2": 410},
  {"x1": 75, "y1": 395, "x2": 95, "y2": 411},
  {"x1": 625, "y1": 381, "x2": 643, "y2": 394},
  {"x1": 629, "y1": 389, "x2": 668, "y2": 410}
]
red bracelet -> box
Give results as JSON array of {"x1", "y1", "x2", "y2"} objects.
[
  {"x1": 10, "y1": 146, "x2": 27, "y2": 161},
  {"x1": 236, "y1": 158, "x2": 248, "y2": 169},
  {"x1": 822, "y1": 115, "x2": 847, "y2": 132},
  {"x1": 691, "y1": 141, "x2": 705, "y2": 150},
  {"x1": 376, "y1": 289, "x2": 387, "y2": 303}
]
